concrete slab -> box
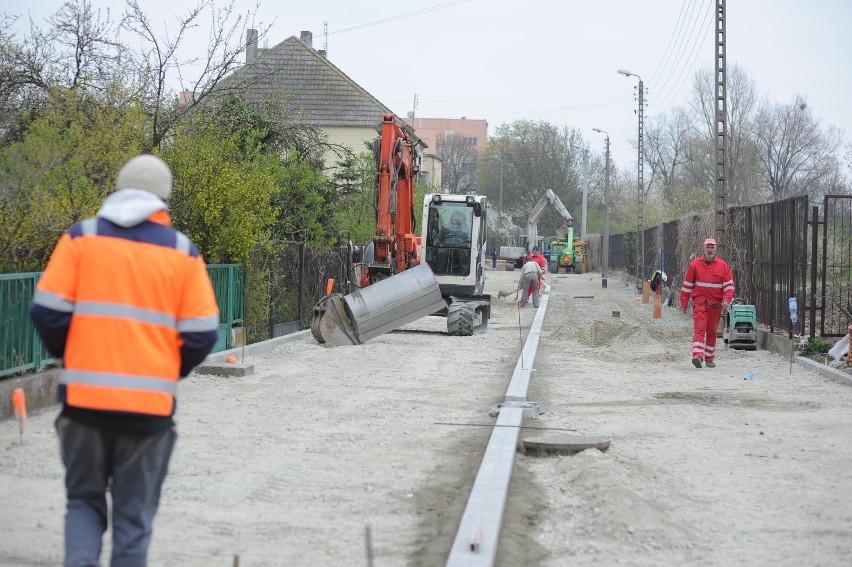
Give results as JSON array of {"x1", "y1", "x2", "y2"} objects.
[
  {"x1": 521, "y1": 435, "x2": 611, "y2": 456},
  {"x1": 793, "y1": 356, "x2": 852, "y2": 388},
  {"x1": 193, "y1": 362, "x2": 255, "y2": 377}
]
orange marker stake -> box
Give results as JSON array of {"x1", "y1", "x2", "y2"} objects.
[
  {"x1": 12, "y1": 388, "x2": 26, "y2": 442},
  {"x1": 326, "y1": 278, "x2": 335, "y2": 295},
  {"x1": 653, "y1": 288, "x2": 662, "y2": 319}
]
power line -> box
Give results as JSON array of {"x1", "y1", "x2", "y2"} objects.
[
  {"x1": 650, "y1": 0, "x2": 701, "y2": 92},
  {"x1": 652, "y1": 0, "x2": 707, "y2": 104},
  {"x1": 653, "y1": 2, "x2": 714, "y2": 112},
  {"x1": 419, "y1": 89, "x2": 627, "y2": 104},
  {"x1": 420, "y1": 98, "x2": 631, "y2": 117},
  {"x1": 328, "y1": 0, "x2": 472, "y2": 35},
  {"x1": 647, "y1": 0, "x2": 691, "y2": 86}
]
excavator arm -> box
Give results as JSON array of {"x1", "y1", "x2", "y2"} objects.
[
  {"x1": 369, "y1": 113, "x2": 421, "y2": 284},
  {"x1": 526, "y1": 189, "x2": 573, "y2": 250}
]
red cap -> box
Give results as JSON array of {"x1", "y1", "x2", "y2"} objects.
[{"x1": 704, "y1": 238, "x2": 717, "y2": 246}]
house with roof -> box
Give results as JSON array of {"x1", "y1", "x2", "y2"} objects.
[{"x1": 225, "y1": 30, "x2": 439, "y2": 187}]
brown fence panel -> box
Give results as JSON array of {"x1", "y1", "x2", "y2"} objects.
[
  {"x1": 608, "y1": 233, "x2": 628, "y2": 274},
  {"x1": 728, "y1": 196, "x2": 808, "y2": 334},
  {"x1": 821, "y1": 195, "x2": 852, "y2": 336}
]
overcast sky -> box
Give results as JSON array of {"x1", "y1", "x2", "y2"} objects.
[{"x1": 9, "y1": 0, "x2": 852, "y2": 169}]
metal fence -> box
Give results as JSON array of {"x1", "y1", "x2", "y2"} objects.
[
  {"x1": 206, "y1": 264, "x2": 246, "y2": 351},
  {"x1": 241, "y1": 241, "x2": 358, "y2": 345},
  {"x1": 0, "y1": 273, "x2": 54, "y2": 378},
  {"x1": 821, "y1": 195, "x2": 852, "y2": 336},
  {"x1": 598, "y1": 193, "x2": 852, "y2": 339},
  {"x1": 1, "y1": 265, "x2": 244, "y2": 379},
  {"x1": 727, "y1": 196, "x2": 809, "y2": 335}
]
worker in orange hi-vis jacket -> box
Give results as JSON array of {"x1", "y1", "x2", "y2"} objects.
[
  {"x1": 30, "y1": 154, "x2": 220, "y2": 566},
  {"x1": 679, "y1": 238, "x2": 735, "y2": 369}
]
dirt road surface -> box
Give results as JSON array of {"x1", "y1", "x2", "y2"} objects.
[{"x1": 1, "y1": 269, "x2": 851, "y2": 566}]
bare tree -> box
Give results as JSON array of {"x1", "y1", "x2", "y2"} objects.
[
  {"x1": 437, "y1": 132, "x2": 478, "y2": 195},
  {"x1": 755, "y1": 94, "x2": 845, "y2": 199},
  {"x1": 0, "y1": 2, "x2": 130, "y2": 145},
  {"x1": 47, "y1": 0, "x2": 125, "y2": 91},
  {"x1": 120, "y1": 0, "x2": 272, "y2": 149},
  {"x1": 644, "y1": 108, "x2": 691, "y2": 212},
  {"x1": 486, "y1": 120, "x2": 583, "y2": 236},
  {"x1": 689, "y1": 63, "x2": 763, "y2": 206}
]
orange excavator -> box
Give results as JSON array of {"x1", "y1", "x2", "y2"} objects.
[
  {"x1": 312, "y1": 114, "x2": 491, "y2": 345},
  {"x1": 362, "y1": 113, "x2": 421, "y2": 286}
]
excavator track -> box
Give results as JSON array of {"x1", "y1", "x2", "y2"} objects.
[{"x1": 446, "y1": 302, "x2": 474, "y2": 336}]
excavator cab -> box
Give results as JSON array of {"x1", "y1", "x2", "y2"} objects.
[
  {"x1": 425, "y1": 203, "x2": 472, "y2": 276},
  {"x1": 422, "y1": 194, "x2": 486, "y2": 295},
  {"x1": 421, "y1": 194, "x2": 490, "y2": 334}
]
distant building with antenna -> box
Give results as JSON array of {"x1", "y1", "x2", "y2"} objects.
[{"x1": 403, "y1": 117, "x2": 487, "y2": 156}]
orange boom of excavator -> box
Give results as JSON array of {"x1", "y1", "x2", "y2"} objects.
[{"x1": 362, "y1": 113, "x2": 422, "y2": 287}]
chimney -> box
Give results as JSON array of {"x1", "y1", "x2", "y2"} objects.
[
  {"x1": 300, "y1": 31, "x2": 313, "y2": 48},
  {"x1": 246, "y1": 29, "x2": 258, "y2": 64}
]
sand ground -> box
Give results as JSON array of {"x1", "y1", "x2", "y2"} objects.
[{"x1": 1, "y1": 268, "x2": 851, "y2": 566}]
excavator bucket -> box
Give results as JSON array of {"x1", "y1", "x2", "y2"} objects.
[
  {"x1": 311, "y1": 263, "x2": 446, "y2": 346},
  {"x1": 311, "y1": 293, "x2": 361, "y2": 345}
]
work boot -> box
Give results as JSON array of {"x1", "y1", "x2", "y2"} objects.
[
  {"x1": 692, "y1": 357, "x2": 703, "y2": 368},
  {"x1": 705, "y1": 361, "x2": 716, "y2": 368}
]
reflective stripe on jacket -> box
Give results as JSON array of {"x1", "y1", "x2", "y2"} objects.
[
  {"x1": 680, "y1": 256, "x2": 734, "y2": 309},
  {"x1": 30, "y1": 210, "x2": 219, "y2": 417}
]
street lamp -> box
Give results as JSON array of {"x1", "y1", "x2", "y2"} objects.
[
  {"x1": 618, "y1": 68, "x2": 645, "y2": 283},
  {"x1": 593, "y1": 128, "x2": 610, "y2": 289}
]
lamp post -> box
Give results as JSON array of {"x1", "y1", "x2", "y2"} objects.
[
  {"x1": 618, "y1": 68, "x2": 645, "y2": 283},
  {"x1": 593, "y1": 128, "x2": 610, "y2": 289}
]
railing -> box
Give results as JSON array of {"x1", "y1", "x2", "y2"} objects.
[
  {"x1": 0, "y1": 273, "x2": 54, "y2": 378},
  {"x1": 0, "y1": 265, "x2": 244, "y2": 379},
  {"x1": 206, "y1": 264, "x2": 245, "y2": 351}
]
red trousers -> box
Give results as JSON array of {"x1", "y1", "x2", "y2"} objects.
[
  {"x1": 524, "y1": 280, "x2": 541, "y2": 299},
  {"x1": 692, "y1": 303, "x2": 723, "y2": 362}
]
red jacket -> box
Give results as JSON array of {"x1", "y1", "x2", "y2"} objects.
[
  {"x1": 529, "y1": 253, "x2": 547, "y2": 272},
  {"x1": 680, "y1": 256, "x2": 734, "y2": 309}
]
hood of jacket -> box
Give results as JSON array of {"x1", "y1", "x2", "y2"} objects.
[{"x1": 97, "y1": 188, "x2": 168, "y2": 227}]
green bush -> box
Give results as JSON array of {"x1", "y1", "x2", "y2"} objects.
[{"x1": 800, "y1": 338, "x2": 831, "y2": 355}]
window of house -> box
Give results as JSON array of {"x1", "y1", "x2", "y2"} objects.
[{"x1": 462, "y1": 137, "x2": 477, "y2": 146}]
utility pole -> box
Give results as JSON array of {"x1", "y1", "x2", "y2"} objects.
[
  {"x1": 409, "y1": 93, "x2": 419, "y2": 119},
  {"x1": 637, "y1": 77, "x2": 645, "y2": 282},
  {"x1": 499, "y1": 154, "x2": 504, "y2": 220},
  {"x1": 581, "y1": 148, "x2": 589, "y2": 241},
  {"x1": 714, "y1": 0, "x2": 728, "y2": 251},
  {"x1": 618, "y1": 69, "x2": 645, "y2": 283},
  {"x1": 323, "y1": 21, "x2": 328, "y2": 53},
  {"x1": 593, "y1": 128, "x2": 611, "y2": 289}
]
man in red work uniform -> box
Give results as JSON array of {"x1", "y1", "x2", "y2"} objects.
[
  {"x1": 525, "y1": 246, "x2": 547, "y2": 302},
  {"x1": 680, "y1": 238, "x2": 734, "y2": 368},
  {"x1": 30, "y1": 154, "x2": 220, "y2": 566}
]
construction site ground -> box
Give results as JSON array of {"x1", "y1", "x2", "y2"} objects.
[{"x1": 1, "y1": 268, "x2": 851, "y2": 566}]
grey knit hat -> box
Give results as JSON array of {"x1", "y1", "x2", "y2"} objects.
[{"x1": 116, "y1": 155, "x2": 173, "y2": 200}]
